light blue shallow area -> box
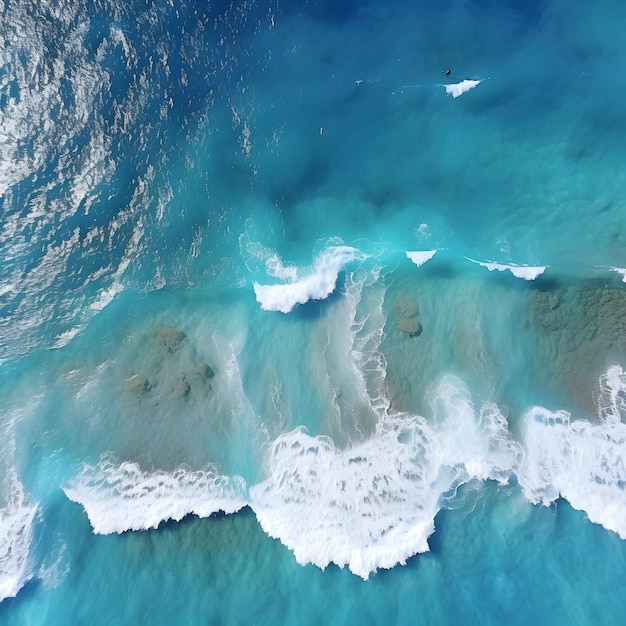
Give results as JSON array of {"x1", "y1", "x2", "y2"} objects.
[{"x1": 1, "y1": 0, "x2": 626, "y2": 623}]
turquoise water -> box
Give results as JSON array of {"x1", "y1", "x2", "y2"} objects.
[{"x1": 1, "y1": 0, "x2": 626, "y2": 623}]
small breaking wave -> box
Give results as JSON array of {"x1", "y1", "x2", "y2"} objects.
[
  {"x1": 465, "y1": 257, "x2": 546, "y2": 280},
  {"x1": 444, "y1": 79, "x2": 481, "y2": 98},
  {"x1": 253, "y1": 245, "x2": 363, "y2": 313},
  {"x1": 405, "y1": 250, "x2": 437, "y2": 267}
]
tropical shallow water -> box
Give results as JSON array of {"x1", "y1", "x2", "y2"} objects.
[{"x1": 1, "y1": 0, "x2": 626, "y2": 623}]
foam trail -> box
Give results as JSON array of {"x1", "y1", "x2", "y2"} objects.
[
  {"x1": 465, "y1": 257, "x2": 546, "y2": 280},
  {"x1": 343, "y1": 266, "x2": 390, "y2": 419},
  {"x1": 312, "y1": 264, "x2": 390, "y2": 441},
  {"x1": 250, "y1": 377, "x2": 520, "y2": 579},
  {"x1": 609, "y1": 267, "x2": 626, "y2": 283},
  {"x1": 599, "y1": 365, "x2": 626, "y2": 423},
  {"x1": 253, "y1": 245, "x2": 362, "y2": 313},
  {"x1": 0, "y1": 476, "x2": 38, "y2": 603},
  {"x1": 406, "y1": 250, "x2": 437, "y2": 267},
  {"x1": 445, "y1": 79, "x2": 481, "y2": 98},
  {"x1": 64, "y1": 458, "x2": 247, "y2": 534},
  {"x1": 518, "y1": 366, "x2": 626, "y2": 538}
]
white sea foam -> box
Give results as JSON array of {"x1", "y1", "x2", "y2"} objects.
[
  {"x1": 63, "y1": 458, "x2": 247, "y2": 534},
  {"x1": 599, "y1": 365, "x2": 626, "y2": 423},
  {"x1": 518, "y1": 366, "x2": 626, "y2": 538},
  {"x1": 250, "y1": 422, "x2": 439, "y2": 579},
  {"x1": 518, "y1": 407, "x2": 626, "y2": 537},
  {"x1": 465, "y1": 257, "x2": 546, "y2": 280},
  {"x1": 250, "y1": 376, "x2": 519, "y2": 579},
  {"x1": 609, "y1": 267, "x2": 626, "y2": 282},
  {"x1": 90, "y1": 282, "x2": 124, "y2": 312},
  {"x1": 52, "y1": 327, "x2": 82, "y2": 349},
  {"x1": 343, "y1": 266, "x2": 390, "y2": 419},
  {"x1": 253, "y1": 245, "x2": 362, "y2": 313},
  {"x1": 406, "y1": 250, "x2": 437, "y2": 267},
  {"x1": 37, "y1": 542, "x2": 69, "y2": 592},
  {"x1": 445, "y1": 79, "x2": 481, "y2": 98},
  {"x1": 249, "y1": 367, "x2": 626, "y2": 579},
  {"x1": 0, "y1": 476, "x2": 38, "y2": 603},
  {"x1": 309, "y1": 264, "x2": 389, "y2": 442},
  {"x1": 60, "y1": 366, "x2": 626, "y2": 580},
  {"x1": 90, "y1": 212, "x2": 146, "y2": 312}
]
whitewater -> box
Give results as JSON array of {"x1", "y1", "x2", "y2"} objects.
[{"x1": 1, "y1": 0, "x2": 626, "y2": 624}]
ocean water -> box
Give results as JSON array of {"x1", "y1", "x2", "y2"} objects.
[{"x1": 1, "y1": 0, "x2": 626, "y2": 623}]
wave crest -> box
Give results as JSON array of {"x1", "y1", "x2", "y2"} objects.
[
  {"x1": 63, "y1": 458, "x2": 247, "y2": 534},
  {"x1": 253, "y1": 245, "x2": 362, "y2": 313}
]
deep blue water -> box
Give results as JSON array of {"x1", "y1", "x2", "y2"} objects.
[{"x1": 1, "y1": 0, "x2": 626, "y2": 623}]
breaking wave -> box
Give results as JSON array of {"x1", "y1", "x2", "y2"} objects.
[
  {"x1": 405, "y1": 250, "x2": 437, "y2": 267},
  {"x1": 253, "y1": 245, "x2": 363, "y2": 313},
  {"x1": 518, "y1": 409, "x2": 626, "y2": 538},
  {"x1": 0, "y1": 475, "x2": 38, "y2": 603},
  {"x1": 445, "y1": 79, "x2": 482, "y2": 98},
  {"x1": 63, "y1": 458, "x2": 247, "y2": 534}
]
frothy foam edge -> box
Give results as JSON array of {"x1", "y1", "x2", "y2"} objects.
[
  {"x1": 517, "y1": 365, "x2": 626, "y2": 538},
  {"x1": 63, "y1": 459, "x2": 247, "y2": 534},
  {"x1": 52, "y1": 327, "x2": 83, "y2": 349}
]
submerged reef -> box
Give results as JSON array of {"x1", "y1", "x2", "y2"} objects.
[{"x1": 529, "y1": 279, "x2": 626, "y2": 412}]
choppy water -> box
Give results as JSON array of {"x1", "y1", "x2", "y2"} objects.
[{"x1": 1, "y1": 0, "x2": 626, "y2": 623}]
